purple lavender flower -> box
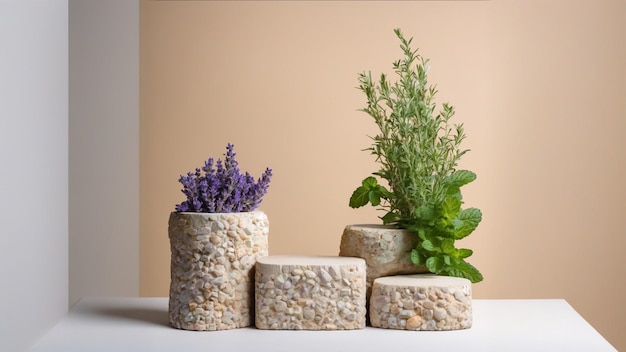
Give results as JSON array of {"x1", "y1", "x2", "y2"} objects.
[{"x1": 175, "y1": 143, "x2": 272, "y2": 213}]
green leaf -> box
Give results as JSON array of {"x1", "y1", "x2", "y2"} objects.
[
  {"x1": 453, "y1": 207, "x2": 482, "y2": 239},
  {"x1": 441, "y1": 238, "x2": 455, "y2": 254},
  {"x1": 456, "y1": 248, "x2": 473, "y2": 259},
  {"x1": 381, "y1": 211, "x2": 400, "y2": 224},
  {"x1": 349, "y1": 186, "x2": 370, "y2": 208},
  {"x1": 451, "y1": 218, "x2": 464, "y2": 230},
  {"x1": 446, "y1": 185, "x2": 461, "y2": 198},
  {"x1": 362, "y1": 176, "x2": 378, "y2": 188},
  {"x1": 435, "y1": 217, "x2": 454, "y2": 236},
  {"x1": 442, "y1": 259, "x2": 483, "y2": 283},
  {"x1": 410, "y1": 249, "x2": 426, "y2": 265},
  {"x1": 416, "y1": 227, "x2": 427, "y2": 241},
  {"x1": 459, "y1": 207, "x2": 482, "y2": 222},
  {"x1": 426, "y1": 256, "x2": 443, "y2": 273},
  {"x1": 421, "y1": 240, "x2": 438, "y2": 252},
  {"x1": 446, "y1": 170, "x2": 476, "y2": 188},
  {"x1": 349, "y1": 177, "x2": 389, "y2": 208},
  {"x1": 415, "y1": 205, "x2": 436, "y2": 221},
  {"x1": 369, "y1": 191, "x2": 381, "y2": 206},
  {"x1": 378, "y1": 186, "x2": 393, "y2": 199},
  {"x1": 441, "y1": 196, "x2": 461, "y2": 220},
  {"x1": 443, "y1": 255, "x2": 451, "y2": 266}
]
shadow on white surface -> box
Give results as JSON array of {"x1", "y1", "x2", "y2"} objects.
[{"x1": 89, "y1": 306, "x2": 170, "y2": 327}]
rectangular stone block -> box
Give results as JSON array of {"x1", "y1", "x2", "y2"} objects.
[{"x1": 255, "y1": 255, "x2": 367, "y2": 330}]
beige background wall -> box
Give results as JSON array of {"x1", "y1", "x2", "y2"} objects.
[{"x1": 140, "y1": 1, "x2": 625, "y2": 349}]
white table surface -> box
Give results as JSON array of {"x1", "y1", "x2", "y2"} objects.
[{"x1": 29, "y1": 297, "x2": 617, "y2": 352}]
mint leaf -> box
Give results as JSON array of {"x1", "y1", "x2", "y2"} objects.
[
  {"x1": 421, "y1": 239, "x2": 438, "y2": 252},
  {"x1": 441, "y1": 238, "x2": 455, "y2": 254},
  {"x1": 410, "y1": 249, "x2": 426, "y2": 265},
  {"x1": 350, "y1": 176, "x2": 392, "y2": 208},
  {"x1": 443, "y1": 170, "x2": 476, "y2": 201},
  {"x1": 456, "y1": 248, "x2": 473, "y2": 258},
  {"x1": 453, "y1": 207, "x2": 482, "y2": 239},
  {"x1": 378, "y1": 186, "x2": 393, "y2": 199},
  {"x1": 369, "y1": 191, "x2": 381, "y2": 206},
  {"x1": 442, "y1": 196, "x2": 461, "y2": 220},
  {"x1": 416, "y1": 205, "x2": 436, "y2": 221},
  {"x1": 381, "y1": 211, "x2": 400, "y2": 224},
  {"x1": 349, "y1": 177, "x2": 384, "y2": 208},
  {"x1": 362, "y1": 176, "x2": 378, "y2": 188},
  {"x1": 442, "y1": 259, "x2": 483, "y2": 283},
  {"x1": 446, "y1": 170, "x2": 476, "y2": 188},
  {"x1": 349, "y1": 186, "x2": 370, "y2": 208},
  {"x1": 426, "y1": 256, "x2": 443, "y2": 273},
  {"x1": 415, "y1": 226, "x2": 427, "y2": 241}
]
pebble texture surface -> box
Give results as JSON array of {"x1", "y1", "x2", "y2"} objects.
[
  {"x1": 339, "y1": 225, "x2": 428, "y2": 297},
  {"x1": 370, "y1": 274, "x2": 472, "y2": 331},
  {"x1": 168, "y1": 211, "x2": 269, "y2": 331},
  {"x1": 255, "y1": 255, "x2": 367, "y2": 330}
]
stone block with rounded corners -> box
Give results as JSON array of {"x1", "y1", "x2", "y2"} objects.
[
  {"x1": 339, "y1": 224, "x2": 428, "y2": 297},
  {"x1": 255, "y1": 255, "x2": 367, "y2": 330},
  {"x1": 369, "y1": 274, "x2": 472, "y2": 331}
]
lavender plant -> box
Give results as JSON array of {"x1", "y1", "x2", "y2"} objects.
[{"x1": 175, "y1": 143, "x2": 272, "y2": 213}]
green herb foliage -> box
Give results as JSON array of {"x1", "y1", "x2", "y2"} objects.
[{"x1": 349, "y1": 29, "x2": 483, "y2": 283}]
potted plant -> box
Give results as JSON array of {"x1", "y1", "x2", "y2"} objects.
[
  {"x1": 168, "y1": 143, "x2": 272, "y2": 331},
  {"x1": 340, "y1": 29, "x2": 483, "y2": 285}
]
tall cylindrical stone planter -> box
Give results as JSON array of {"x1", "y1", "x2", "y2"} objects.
[{"x1": 168, "y1": 211, "x2": 269, "y2": 331}]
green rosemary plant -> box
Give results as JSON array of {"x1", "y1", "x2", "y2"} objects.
[{"x1": 349, "y1": 29, "x2": 483, "y2": 283}]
